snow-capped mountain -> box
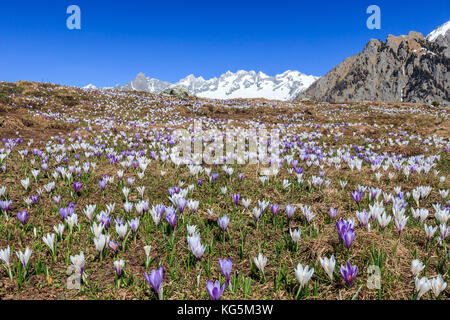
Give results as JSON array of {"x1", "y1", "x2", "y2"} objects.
[
  {"x1": 426, "y1": 20, "x2": 450, "y2": 42},
  {"x1": 86, "y1": 70, "x2": 319, "y2": 101},
  {"x1": 121, "y1": 72, "x2": 172, "y2": 93},
  {"x1": 83, "y1": 84, "x2": 97, "y2": 90},
  {"x1": 174, "y1": 70, "x2": 318, "y2": 100}
]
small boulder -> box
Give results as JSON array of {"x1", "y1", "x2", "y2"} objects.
[{"x1": 161, "y1": 86, "x2": 192, "y2": 99}]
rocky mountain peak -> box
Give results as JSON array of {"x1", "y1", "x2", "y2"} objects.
[{"x1": 297, "y1": 21, "x2": 450, "y2": 105}]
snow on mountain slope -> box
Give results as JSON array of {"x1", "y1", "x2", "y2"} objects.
[
  {"x1": 174, "y1": 70, "x2": 318, "y2": 100},
  {"x1": 86, "y1": 70, "x2": 319, "y2": 101},
  {"x1": 426, "y1": 20, "x2": 450, "y2": 42},
  {"x1": 121, "y1": 72, "x2": 171, "y2": 93}
]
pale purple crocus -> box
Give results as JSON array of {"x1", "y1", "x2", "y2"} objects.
[
  {"x1": 128, "y1": 218, "x2": 140, "y2": 234},
  {"x1": 165, "y1": 206, "x2": 177, "y2": 229},
  {"x1": 109, "y1": 240, "x2": 119, "y2": 253},
  {"x1": 286, "y1": 203, "x2": 296, "y2": 219},
  {"x1": 114, "y1": 259, "x2": 124, "y2": 278},
  {"x1": 271, "y1": 203, "x2": 280, "y2": 216},
  {"x1": 59, "y1": 207, "x2": 71, "y2": 221},
  {"x1": 53, "y1": 195, "x2": 61, "y2": 205},
  {"x1": 219, "y1": 258, "x2": 233, "y2": 285},
  {"x1": 144, "y1": 266, "x2": 164, "y2": 299},
  {"x1": 218, "y1": 215, "x2": 230, "y2": 231},
  {"x1": 99, "y1": 179, "x2": 107, "y2": 190},
  {"x1": 206, "y1": 280, "x2": 226, "y2": 300},
  {"x1": 30, "y1": 194, "x2": 39, "y2": 204},
  {"x1": 0, "y1": 200, "x2": 12, "y2": 217},
  {"x1": 329, "y1": 207, "x2": 338, "y2": 219},
  {"x1": 16, "y1": 210, "x2": 28, "y2": 225},
  {"x1": 175, "y1": 198, "x2": 187, "y2": 214},
  {"x1": 231, "y1": 193, "x2": 240, "y2": 206}
]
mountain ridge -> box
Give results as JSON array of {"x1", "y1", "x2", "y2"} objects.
[
  {"x1": 296, "y1": 20, "x2": 450, "y2": 105},
  {"x1": 84, "y1": 70, "x2": 319, "y2": 101}
]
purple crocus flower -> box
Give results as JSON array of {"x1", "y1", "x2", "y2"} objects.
[
  {"x1": 206, "y1": 280, "x2": 226, "y2": 300},
  {"x1": 30, "y1": 194, "x2": 39, "y2": 204},
  {"x1": 340, "y1": 261, "x2": 358, "y2": 287},
  {"x1": 351, "y1": 190, "x2": 364, "y2": 204},
  {"x1": 197, "y1": 179, "x2": 203, "y2": 186},
  {"x1": 99, "y1": 179, "x2": 106, "y2": 190},
  {"x1": 238, "y1": 173, "x2": 245, "y2": 181},
  {"x1": 165, "y1": 206, "x2": 177, "y2": 229},
  {"x1": 154, "y1": 203, "x2": 165, "y2": 218},
  {"x1": 175, "y1": 198, "x2": 187, "y2": 214},
  {"x1": 128, "y1": 218, "x2": 140, "y2": 234},
  {"x1": 219, "y1": 258, "x2": 233, "y2": 285},
  {"x1": 109, "y1": 240, "x2": 119, "y2": 253},
  {"x1": 144, "y1": 266, "x2": 164, "y2": 298},
  {"x1": 336, "y1": 218, "x2": 354, "y2": 239},
  {"x1": 211, "y1": 173, "x2": 219, "y2": 182},
  {"x1": 74, "y1": 181, "x2": 83, "y2": 193},
  {"x1": 0, "y1": 200, "x2": 12, "y2": 216},
  {"x1": 100, "y1": 212, "x2": 111, "y2": 229},
  {"x1": 294, "y1": 166, "x2": 304, "y2": 175},
  {"x1": 115, "y1": 216, "x2": 124, "y2": 226},
  {"x1": 168, "y1": 187, "x2": 176, "y2": 196},
  {"x1": 329, "y1": 207, "x2": 338, "y2": 219},
  {"x1": 218, "y1": 215, "x2": 230, "y2": 231},
  {"x1": 336, "y1": 218, "x2": 355, "y2": 249},
  {"x1": 59, "y1": 207, "x2": 70, "y2": 221},
  {"x1": 270, "y1": 203, "x2": 280, "y2": 216},
  {"x1": 231, "y1": 193, "x2": 240, "y2": 206},
  {"x1": 17, "y1": 210, "x2": 28, "y2": 225},
  {"x1": 285, "y1": 203, "x2": 296, "y2": 219},
  {"x1": 343, "y1": 228, "x2": 355, "y2": 249},
  {"x1": 53, "y1": 195, "x2": 61, "y2": 205}
]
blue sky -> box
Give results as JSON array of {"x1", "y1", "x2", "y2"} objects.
[{"x1": 1, "y1": 0, "x2": 448, "y2": 87}]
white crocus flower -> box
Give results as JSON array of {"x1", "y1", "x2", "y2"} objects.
[
  {"x1": 377, "y1": 212, "x2": 392, "y2": 229},
  {"x1": 294, "y1": 263, "x2": 314, "y2": 289},
  {"x1": 54, "y1": 223, "x2": 65, "y2": 238},
  {"x1": 94, "y1": 234, "x2": 108, "y2": 255},
  {"x1": 144, "y1": 245, "x2": 152, "y2": 262},
  {"x1": 16, "y1": 247, "x2": 32, "y2": 268},
  {"x1": 0, "y1": 246, "x2": 11, "y2": 268},
  {"x1": 122, "y1": 187, "x2": 130, "y2": 200},
  {"x1": 70, "y1": 252, "x2": 85, "y2": 277},
  {"x1": 424, "y1": 224, "x2": 437, "y2": 240},
  {"x1": 319, "y1": 255, "x2": 336, "y2": 280},
  {"x1": 430, "y1": 275, "x2": 447, "y2": 298},
  {"x1": 83, "y1": 204, "x2": 96, "y2": 221},
  {"x1": 91, "y1": 222, "x2": 104, "y2": 238},
  {"x1": 42, "y1": 233, "x2": 56, "y2": 254},
  {"x1": 67, "y1": 214, "x2": 78, "y2": 232},
  {"x1": 242, "y1": 198, "x2": 252, "y2": 209},
  {"x1": 116, "y1": 223, "x2": 128, "y2": 240},
  {"x1": 411, "y1": 259, "x2": 425, "y2": 276},
  {"x1": 253, "y1": 253, "x2": 268, "y2": 274},
  {"x1": 415, "y1": 276, "x2": 431, "y2": 300},
  {"x1": 289, "y1": 228, "x2": 301, "y2": 244},
  {"x1": 21, "y1": 178, "x2": 30, "y2": 190}
]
